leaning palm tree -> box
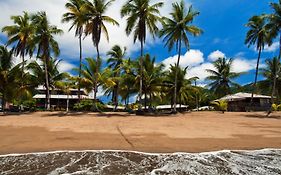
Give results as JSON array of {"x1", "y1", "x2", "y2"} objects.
[
  {"x1": 83, "y1": 0, "x2": 119, "y2": 101},
  {"x1": 206, "y1": 57, "x2": 241, "y2": 98},
  {"x1": 245, "y1": 14, "x2": 271, "y2": 104},
  {"x1": 159, "y1": 0, "x2": 202, "y2": 112},
  {"x1": 106, "y1": 45, "x2": 126, "y2": 110},
  {"x1": 31, "y1": 12, "x2": 63, "y2": 110},
  {"x1": 62, "y1": 0, "x2": 87, "y2": 100},
  {"x1": 121, "y1": 0, "x2": 163, "y2": 109}
]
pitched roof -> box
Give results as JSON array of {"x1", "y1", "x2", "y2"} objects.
[{"x1": 216, "y1": 92, "x2": 271, "y2": 101}]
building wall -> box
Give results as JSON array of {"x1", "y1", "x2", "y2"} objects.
[{"x1": 228, "y1": 98, "x2": 271, "y2": 112}]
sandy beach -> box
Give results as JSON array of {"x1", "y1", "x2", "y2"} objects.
[{"x1": 0, "y1": 111, "x2": 281, "y2": 154}]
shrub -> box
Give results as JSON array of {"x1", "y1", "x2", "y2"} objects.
[
  {"x1": 272, "y1": 104, "x2": 281, "y2": 111},
  {"x1": 22, "y1": 99, "x2": 36, "y2": 111},
  {"x1": 211, "y1": 100, "x2": 228, "y2": 113},
  {"x1": 74, "y1": 99, "x2": 105, "y2": 112}
]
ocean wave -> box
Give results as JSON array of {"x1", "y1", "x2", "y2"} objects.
[{"x1": 0, "y1": 149, "x2": 281, "y2": 175}]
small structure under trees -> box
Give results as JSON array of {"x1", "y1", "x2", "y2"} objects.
[
  {"x1": 33, "y1": 86, "x2": 94, "y2": 110},
  {"x1": 214, "y1": 92, "x2": 272, "y2": 112}
]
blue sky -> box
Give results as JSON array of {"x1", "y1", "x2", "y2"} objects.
[{"x1": 0, "y1": 0, "x2": 279, "y2": 91}]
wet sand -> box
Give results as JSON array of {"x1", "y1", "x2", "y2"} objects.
[{"x1": 0, "y1": 111, "x2": 281, "y2": 154}]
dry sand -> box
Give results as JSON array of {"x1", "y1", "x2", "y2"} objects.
[{"x1": 0, "y1": 111, "x2": 281, "y2": 154}]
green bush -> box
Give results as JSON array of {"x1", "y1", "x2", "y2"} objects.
[
  {"x1": 272, "y1": 104, "x2": 281, "y2": 111},
  {"x1": 211, "y1": 100, "x2": 228, "y2": 113},
  {"x1": 74, "y1": 99, "x2": 105, "y2": 112},
  {"x1": 22, "y1": 99, "x2": 37, "y2": 111}
]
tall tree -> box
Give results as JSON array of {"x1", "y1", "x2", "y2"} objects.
[
  {"x1": 163, "y1": 65, "x2": 197, "y2": 108},
  {"x1": 106, "y1": 45, "x2": 126, "y2": 110},
  {"x1": 267, "y1": 1, "x2": 281, "y2": 104},
  {"x1": 2, "y1": 11, "x2": 35, "y2": 107},
  {"x1": 260, "y1": 57, "x2": 281, "y2": 102},
  {"x1": 121, "y1": 0, "x2": 163, "y2": 109},
  {"x1": 159, "y1": 0, "x2": 202, "y2": 112},
  {"x1": 245, "y1": 14, "x2": 271, "y2": 104},
  {"x1": 62, "y1": 0, "x2": 87, "y2": 100},
  {"x1": 142, "y1": 54, "x2": 165, "y2": 109},
  {"x1": 0, "y1": 46, "x2": 21, "y2": 111},
  {"x1": 31, "y1": 12, "x2": 63, "y2": 110},
  {"x1": 83, "y1": 0, "x2": 119, "y2": 101},
  {"x1": 206, "y1": 57, "x2": 241, "y2": 98}
]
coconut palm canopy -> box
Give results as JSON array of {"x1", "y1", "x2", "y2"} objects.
[{"x1": 0, "y1": 0, "x2": 281, "y2": 110}]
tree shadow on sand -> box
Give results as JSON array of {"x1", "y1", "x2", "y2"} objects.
[{"x1": 243, "y1": 112, "x2": 281, "y2": 119}]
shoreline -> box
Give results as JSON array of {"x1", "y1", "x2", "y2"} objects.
[
  {"x1": 0, "y1": 111, "x2": 281, "y2": 154},
  {"x1": 1, "y1": 148, "x2": 280, "y2": 157}
]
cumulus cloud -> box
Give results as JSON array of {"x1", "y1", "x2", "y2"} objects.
[
  {"x1": 186, "y1": 63, "x2": 214, "y2": 81},
  {"x1": 0, "y1": 0, "x2": 191, "y2": 62},
  {"x1": 208, "y1": 50, "x2": 225, "y2": 61},
  {"x1": 264, "y1": 42, "x2": 279, "y2": 52},
  {"x1": 58, "y1": 61, "x2": 75, "y2": 73},
  {"x1": 231, "y1": 59, "x2": 257, "y2": 73},
  {"x1": 162, "y1": 49, "x2": 204, "y2": 68}
]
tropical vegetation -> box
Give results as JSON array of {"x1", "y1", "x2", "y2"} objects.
[{"x1": 0, "y1": 0, "x2": 281, "y2": 114}]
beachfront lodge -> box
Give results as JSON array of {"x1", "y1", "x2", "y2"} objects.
[
  {"x1": 215, "y1": 92, "x2": 272, "y2": 112},
  {"x1": 33, "y1": 86, "x2": 94, "y2": 110}
]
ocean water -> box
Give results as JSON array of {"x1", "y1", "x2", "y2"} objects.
[{"x1": 0, "y1": 149, "x2": 281, "y2": 175}]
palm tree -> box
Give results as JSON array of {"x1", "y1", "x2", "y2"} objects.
[
  {"x1": 55, "y1": 80, "x2": 76, "y2": 112},
  {"x1": 27, "y1": 58, "x2": 69, "y2": 91},
  {"x1": 142, "y1": 54, "x2": 165, "y2": 109},
  {"x1": 118, "y1": 58, "x2": 138, "y2": 107},
  {"x1": 2, "y1": 12, "x2": 35, "y2": 107},
  {"x1": 267, "y1": 0, "x2": 281, "y2": 104},
  {"x1": 80, "y1": 57, "x2": 115, "y2": 107},
  {"x1": 121, "y1": 0, "x2": 163, "y2": 109},
  {"x1": 260, "y1": 57, "x2": 281, "y2": 102},
  {"x1": 62, "y1": 0, "x2": 87, "y2": 100},
  {"x1": 83, "y1": 0, "x2": 119, "y2": 101},
  {"x1": 159, "y1": 0, "x2": 202, "y2": 112},
  {"x1": 0, "y1": 46, "x2": 21, "y2": 111},
  {"x1": 2, "y1": 12, "x2": 34, "y2": 74},
  {"x1": 106, "y1": 45, "x2": 126, "y2": 110},
  {"x1": 206, "y1": 57, "x2": 241, "y2": 98},
  {"x1": 245, "y1": 14, "x2": 271, "y2": 104},
  {"x1": 31, "y1": 12, "x2": 63, "y2": 110},
  {"x1": 163, "y1": 65, "x2": 197, "y2": 108}
]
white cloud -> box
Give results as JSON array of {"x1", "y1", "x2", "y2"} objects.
[
  {"x1": 231, "y1": 59, "x2": 257, "y2": 73},
  {"x1": 264, "y1": 42, "x2": 279, "y2": 52},
  {"x1": 162, "y1": 49, "x2": 204, "y2": 68},
  {"x1": 58, "y1": 61, "x2": 75, "y2": 73},
  {"x1": 186, "y1": 63, "x2": 214, "y2": 81},
  {"x1": 0, "y1": 0, "x2": 187, "y2": 62},
  {"x1": 208, "y1": 50, "x2": 225, "y2": 61}
]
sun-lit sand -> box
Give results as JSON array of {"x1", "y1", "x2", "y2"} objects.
[{"x1": 0, "y1": 111, "x2": 281, "y2": 154}]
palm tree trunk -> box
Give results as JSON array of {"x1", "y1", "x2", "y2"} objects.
[
  {"x1": 78, "y1": 34, "x2": 83, "y2": 101},
  {"x1": 44, "y1": 56, "x2": 50, "y2": 110},
  {"x1": 20, "y1": 54, "x2": 25, "y2": 111},
  {"x1": 114, "y1": 84, "x2": 118, "y2": 111},
  {"x1": 271, "y1": 31, "x2": 281, "y2": 104},
  {"x1": 173, "y1": 39, "x2": 182, "y2": 113},
  {"x1": 144, "y1": 91, "x2": 147, "y2": 110},
  {"x1": 94, "y1": 45, "x2": 100, "y2": 102},
  {"x1": 1, "y1": 94, "x2": 5, "y2": 112},
  {"x1": 250, "y1": 46, "x2": 262, "y2": 107},
  {"x1": 139, "y1": 40, "x2": 144, "y2": 110},
  {"x1": 66, "y1": 94, "x2": 69, "y2": 112}
]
